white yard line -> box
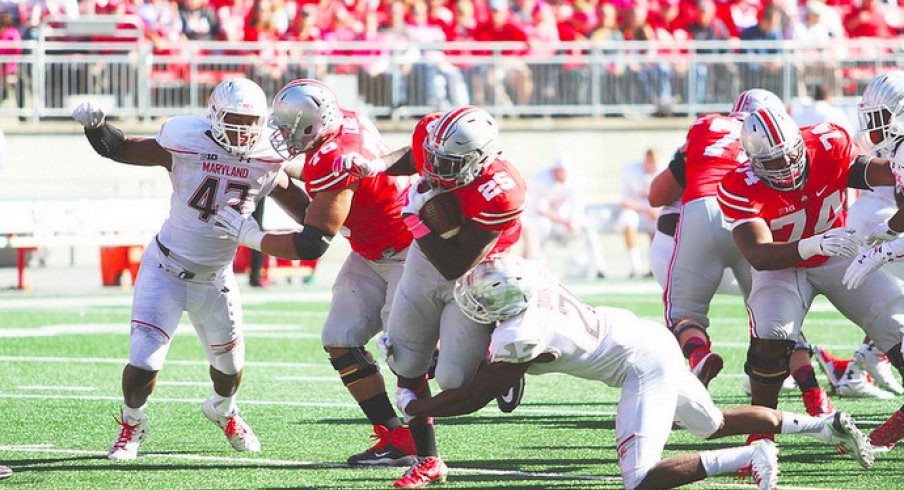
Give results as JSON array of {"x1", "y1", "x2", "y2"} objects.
[
  {"x1": 0, "y1": 355, "x2": 327, "y2": 369},
  {"x1": 0, "y1": 445, "x2": 847, "y2": 490},
  {"x1": 275, "y1": 376, "x2": 342, "y2": 382},
  {"x1": 16, "y1": 385, "x2": 96, "y2": 391}
]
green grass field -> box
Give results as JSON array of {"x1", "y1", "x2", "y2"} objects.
[{"x1": 1, "y1": 280, "x2": 902, "y2": 489}]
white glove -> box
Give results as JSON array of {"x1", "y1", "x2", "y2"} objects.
[
  {"x1": 864, "y1": 220, "x2": 900, "y2": 245},
  {"x1": 843, "y1": 244, "x2": 899, "y2": 289},
  {"x1": 402, "y1": 180, "x2": 440, "y2": 216},
  {"x1": 214, "y1": 205, "x2": 266, "y2": 250},
  {"x1": 395, "y1": 387, "x2": 418, "y2": 423},
  {"x1": 376, "y1": 332, "x2": 394, "y2": 363},
  {"x1": 797, "y1": 229, "x2": 864, "y2": 260},
  {"x1": 332, "y1": 153, "x2": 386, "y2": 178},
  {"x1": 72, "y1": 101, "x2": 106, "y2": 129}
]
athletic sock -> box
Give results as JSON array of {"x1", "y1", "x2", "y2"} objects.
[
  {"x1": 700, "y1": 445, "x2": 756, "y2": 476},
  {"x1": 211, "y1": 393, "x2": 237, "y2": 416},
  {"x1": 359, "y1": 392, "x2": 401, "y2": 429},
  {"x1": 792, "y1": 365, "x2": 819, "y2": 392},
  {"x1": 123, "y1": 402, "x2": 147, "y2": 424}
]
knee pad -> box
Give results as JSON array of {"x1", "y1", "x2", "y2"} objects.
[
  {"x1": 129, "y1": 322, "x2": 171, "y2": 372},
  {"x1": 745, "y1": 338, "x2": 795, "y2": 384},
  {"x1": 207, "y1": 337, "x2": 244, "y2": 375},
  {"x1": 329, "y1": 347, "x2": 379, "y2": 386}
]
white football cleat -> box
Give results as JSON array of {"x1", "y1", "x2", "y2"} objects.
[
  {"x1": 750, "y1": 439, "x2": 779, "y2": 490},
  {"x1": 202, "y1": 398, "x2": 261, "y2": 452},
  {"x1": 854, "y1": 342, "x2": 904, "y2": 395},
  {"x1": 820, "y1": 412, "x2": 874, "y2": 469},
  {"x1": 108, "y1": 410, "x2": 149, "y2": 461},
  {"x1": 836, "y1": 362, "x2": 895, "y2": 400}
]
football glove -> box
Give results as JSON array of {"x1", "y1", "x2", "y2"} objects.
[
  {"x1": 72, "y1": 101, "x2": 106, "y2": 129},
  {"x1": 214, "y1": 205, "x2": 265, "y2": 250},
  {"x1": 395, "y1": 387, "x2": 417, "y2": 423},
  {"x1": 864, "y1": 220, "x2": 900, "y2": 245},
  {"x1": 843, "y1": 243, "x2": 902, "y2": 290},
  {"x1": 797, "y1": 229, "x2": 864, "y2": 260},
  {"x1": 402, "y1": 180, "x2": 440, "y2": 216},
  {"x1": 332, "y1": 152, "x2": 386, "y2": 177}
]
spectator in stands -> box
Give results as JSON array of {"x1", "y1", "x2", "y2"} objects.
[
  {"x1": 284, "y1": 2, "x2": 319, "y2": 41},
  {"x1": 793, "y1": 1, "x2": 832, "y2": 43},
  {"x1": 687, "y1": 0, "x2": 731, "y2": 103},
  {"x1": 620, "y1": 2, "x2": 673, "y2": 113},
  {"x1": 717, "y1": 0, "x2": 760, "y2": 38},
  {"x1": 473, "y1": 0, "x2": 533, "y2": 106},
  {"x1": 24, "y1": 0, "x2": 79, "y2": 40},
  {"x1": 179, "y1": 0, "x2": 219, "y2": 40},
  {"x1": 618, "y1": 148, "x2": 664, "y2": 278},
  {"x1": 522, "y1": 153, "x2": 607, "y2": 279},
  {"x1": 245, "y1": 0, "x2": 287, "y2": 90},
  {"x1": 0, "y1": 8, "x2": 23, "y2": 115},
  {"x1": 807, "y1": 0, "x2": 845, "y2": 39},
  {"x1": 740, "y1": 4, "x2": 783, "y2": 92},
  {"x1": 406, "y1": 0, "x2": 468, "y2": 108},
  {"x1": 791, "y1": 83, "x2": 854, "y2": 135},
  {"x1": 844, "y1": 0, "x2": 893, "y2": 38},
  {"x1": 139, "y1": 0, "x2": 185, "y2": 53},
  {"x1": 213, "y1": 0, "x2": 251, "y2": 41},
  {"x1": 428, "y1": 0, "x2": 455, "y2": 35}
]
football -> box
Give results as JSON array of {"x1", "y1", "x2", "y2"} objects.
[{"x1": 420, "y1": 191, "x2": 464, "y2": 239}]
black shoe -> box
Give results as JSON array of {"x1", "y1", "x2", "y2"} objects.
[
  {"x1": 346, "y1": 425, "x2": 418, "y2": 467},
  {"x1": 596, "y1": 271, "x2": 606, "y2": 279},
  {"x1": 496, "y1": 375, "x2": 525, "y2": 413}
]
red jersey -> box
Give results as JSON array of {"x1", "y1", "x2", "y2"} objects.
[
  {"x1": 717, "y1": 122, "x2": 857, "y2": 268},
  {"x1": 303, "y1": 109, "x2": 413, "y2": 260},
  {"x1": 449, "y1": 158, "x2": 526, "y2": 255},
  {"x1": 681, "y1": 114, "x2": 747, "y2": 204}
]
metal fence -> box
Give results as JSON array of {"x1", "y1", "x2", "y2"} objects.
[{"x1": 1, "y1": 16, "x2": 903, "y2": 121}]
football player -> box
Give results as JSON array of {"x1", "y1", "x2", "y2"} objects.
[
  {"x1": 717, "y1": 105, "x2": 904, "y2": 449},
  {"x1": 818, "y1": 72, "x2": 904, "y2": 399},
  {"x1": 72, "y1": 78, "x2": 310, "y2": 460},
  {"x1": 649, "y1": 89, "x2": 836, "y2": 418},
  {"x1": 361, "y1": 106, "x2": 526, "y2": 488},
  {"x1": 840, "y1": 71, "x2": 904, "y2": 448},
  {"x1": 214, "y1": 78, "x2": 419, "y2": 467},
  {"x1": 396, "y1": 257, "x2": 874, "y2": 490}
]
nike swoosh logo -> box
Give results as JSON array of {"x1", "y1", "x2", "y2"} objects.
[
  {"x1": 816, "y1": 186, "x2": 828, "y2": 196},
  {"x1": 373, "y1": 451, "x2": 392, "y2": 458},
  {"x1": 499, "y1": 388, "x2": 516, "y2": 403}
]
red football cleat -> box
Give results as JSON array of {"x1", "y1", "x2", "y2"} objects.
[
  {"x1": 393, "y1": 456, "x2": 448, "y2": 488},
  {"x1": 869, "y1": 410, "x2": 904, "y2": 451},
  {"x1": 801, "y1": 387, "x2": 835, "y2": 416}
]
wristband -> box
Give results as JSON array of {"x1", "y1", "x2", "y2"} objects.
[
  {"x1": 404, "y1": 214, "x2": 431, "y2": 239},
  {"x1": 797, "y1": 234, "x2": 822, "y2": 260}
]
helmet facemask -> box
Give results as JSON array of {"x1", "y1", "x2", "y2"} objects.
[
  {"x1": 858, "y1": 103, "x2": 904, "y2": 155},
  {"x1": 422, "y1": 139, "x2": 493, "y2": 189},
  {"x1": 208, "y1": 79, "x2": 268, "y2": 157},
  {"x1": 750, "y1": 138, "x2": 807, "y2": 191}
]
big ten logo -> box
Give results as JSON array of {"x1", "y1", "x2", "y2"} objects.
[{"x1": 202, "y1": 153, "x2": 218, "y2": 161}]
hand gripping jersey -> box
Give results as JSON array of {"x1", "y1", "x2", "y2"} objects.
[
  {"x1": 717, "y1": 122, "x2": 857, "y2": 267},
  {"x1": 449, "y1": 158, "x2": 526, "y2": 255},
  {"x1": 155, "y1": 116, "x2": 286, "y2": 267},
  {"x1": 681, "y1": 114, "x2": 747, "y2": 204},
  {"x1": 303, "y1": 109, "x2": 413, "y2": 260},
  {"x1": 488, "y1": 276, "x2": 646, "y2": 387}
]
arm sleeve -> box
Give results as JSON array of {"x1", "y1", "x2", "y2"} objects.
[{"x1": 668, "y1": 148, "x2": 687, "y2": 187}]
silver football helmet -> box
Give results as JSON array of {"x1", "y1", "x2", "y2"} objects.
[
  {"x1": 858, "y1": 72, "x2": 904, "y2": 155},
  {"x1": 453, "y1": 256, "x2": 537, "y2": 324},
  {"x1": 269, "y1": 79, "x2": 342, "y2": 158},
  {"x1": 731, "y1": 88, "x2": 785, "y2": 116},
  {"x1": 741, "y1": 107, "x2": 807, "y2": 191},
  {"x1": 423, "y1": 106, "x2": 500, "y2": 189},
  {"x1": 208, "y1": 78, "x2": 269, "y2": 157}
]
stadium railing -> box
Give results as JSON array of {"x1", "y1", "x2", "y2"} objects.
[{"x1": 1, "y1": 17, "x2": 902, "y2": 121}]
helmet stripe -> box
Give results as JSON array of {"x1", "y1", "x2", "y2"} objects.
[
  {"x1": 758, "y1": 108, "x2": 785, "y2": 147},
  {"x1": 733, "y1": 91, "x2": 749, "y2": 113},
  {"x1": 433, "y1": 106, "x2": 477, "y2": 146}
]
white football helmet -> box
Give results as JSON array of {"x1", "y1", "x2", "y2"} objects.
[
  {"x1": 208, "y1": 78, "x2": 269, "y2": 157},
  {"x1": 269, "y1": 79, "x2": 342, "y2": 158},
  {"x1": 741, "y1": 107, "x2": 807, "y2": 191},
  {"x1": 423, "y1": 106, "x2": 500, "y2": 189},
  {"x1": 731, "y1": 88, "x2": 785, "y2": 116},
  {"x1": 453, "y1": 256, "x2": 537, "y2": 324},
  {"x1": 858, "y1": 72, "x2": 904, "y2": 155}
]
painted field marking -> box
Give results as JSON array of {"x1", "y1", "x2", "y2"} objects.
[{"x1": 17, "y1": 385, "x2": 96, "y2": 391}]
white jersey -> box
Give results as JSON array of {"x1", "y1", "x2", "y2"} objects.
[
  {"x1": 155, "y1": 116, "x2": 286, "y2": 267},
  {"x1": 489, "y1": 277, "x2": 657, "y2": 387}
]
